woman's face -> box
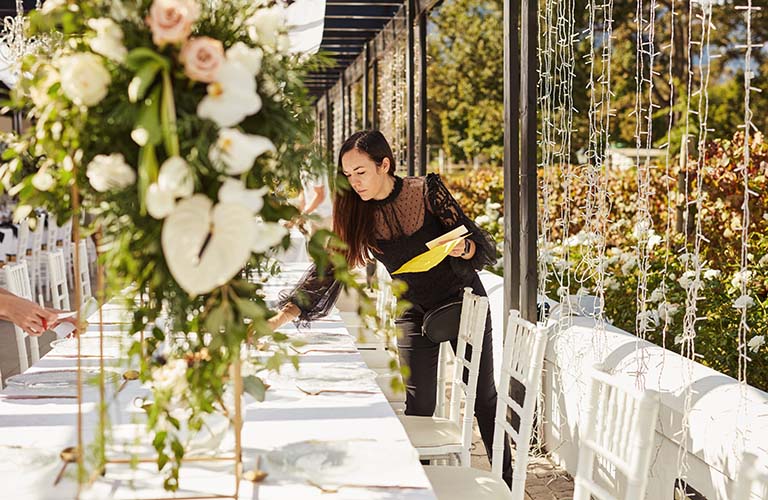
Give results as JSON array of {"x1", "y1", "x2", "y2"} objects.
[{"x1": 340, "y1": 148, "x2": 392, "y2": 201}]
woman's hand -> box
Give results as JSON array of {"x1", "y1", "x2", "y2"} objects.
[
  {"x1": 449, "y1": 238, "x2": 475, "y2": 259},
  {"x1": 267, "y1": 304, "x2": 300, "y2": 331},
  {"x1": 2, "y1": 295, "x2": 57, "y2": 337}
]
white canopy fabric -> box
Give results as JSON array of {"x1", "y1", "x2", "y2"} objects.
[{"x1": 286, "y1": 0, "x2": 326, "y2": 55}]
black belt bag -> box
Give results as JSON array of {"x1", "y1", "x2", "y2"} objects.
[{"x1": 422, "y1": 299, "x2": 464, "y2": 343}]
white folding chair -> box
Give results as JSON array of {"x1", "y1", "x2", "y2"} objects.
[
  {"x1": 77, "y1": 239, "x2": 92, "y2": 304},
  {"x1": 573, "y1": 367, "x2": 660, "y2": 500},
  {"x1": 27, "y1": 213, "x2": 46, "y2": 299},
  {"x1": 39, "y1": 214, "x2": 59, "y2": 302},
  {"x1": 4, "y1": 261, "x2": 40, "y2": 372},
  {"x1": 423, "y1": 310, "x2": 548, "y2": 500},
  {"x1": 398, "y1": 287, "x2": 489, "y2": 465},
  {"x1": 48, "y1": 250, "x2": 71, "y2": 311},
  {"x1": 731, "y1": 451, "x2": 768, "y2": 500}
]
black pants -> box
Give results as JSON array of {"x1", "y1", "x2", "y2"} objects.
[{"x1": 396, "y1": 283, "x2": 513, "y2": 487}]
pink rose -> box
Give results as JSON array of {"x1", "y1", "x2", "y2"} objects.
[
  {"x1": 179, "y1": 37, "x2": 224, "y2": 83},
  {"x1": 145, "y1": 0, "x2": 200, "y2": 47}
]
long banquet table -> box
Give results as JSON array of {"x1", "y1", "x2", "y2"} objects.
[{"x1": 0, "y1": 261, "x2": 436, "y2": 499}]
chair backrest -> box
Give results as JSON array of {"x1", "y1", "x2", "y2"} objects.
[
  {"x1": 7, "y1": 220, "x2": 30, "y2": 263},
  {"x1": 45, "y1": 215, "x2": 59, "y2": 251},
  {"x1": 731, "y1": 452, "x2": 768, "y2": 500},
  {"x1": 4, "y1": 261, "x2": 40, "y2": 372},
  {"x1": 573, "y1": 367, "x2": 660, "y2": 500},
  {"x1": 48, "y1": 250, "x2": 71, "y2": 311},
  {"x1": 491, "y1": 309, "x2": 549, "y2": 500},
  {"x1": 447, "y1": 287, "x2": 490, "y2": 466},
  {"x1": 77, "y1": 239, "x2": 92, "y2": 304},
  {"x1": 27, "y1": 213, "x2": 46, "y2": 297}
]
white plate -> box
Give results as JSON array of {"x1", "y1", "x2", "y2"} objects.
[
  {"x1": 4, "y1": 369, "x2": 119, "y2": 396},
  {"x1": 49, "y1": 336, "x2": 129, "y2": 357}
]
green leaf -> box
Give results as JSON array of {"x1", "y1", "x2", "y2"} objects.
[
  {"x1": 125, "y1": 48, "x2": 169, "y2": 72},
  {"x1": 234, "y1": 296, "x2": 265, "y2": 319},
  {"x1": 128, "y1": 61, "x2": 163, "y2": 104},
  {"x1": 242, "y1": 375, "x2": 267, "y2": 402},
  {"x1": 160, "y1": 70, "x2": 180, "y2": 157},
  {"x1": 204, "y1": 302, "x2": 230, "y2": 334},
  {"x1": 152, "y1": 431, "x2": 167, "y2": 450},
  {"x1": 138, "y1": 144, "x2": 158, "y2": 215},
  {"x1": 170, "y1": 438, "x2": 184, "y2": 459},
  {"x1": 157, "y1": 452, "x2": 169, "y2": 470},
  {"x1": 135, "y1": 86, "x2": 163, "y2": 147}
]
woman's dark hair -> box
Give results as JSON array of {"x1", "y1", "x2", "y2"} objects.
[{"x1": 333, "y1": 130, "x2": 396, "y2": 268}]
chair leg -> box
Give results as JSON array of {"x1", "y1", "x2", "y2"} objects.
[{"x1": 15, "y1": 330, "x2": 29, "y2": 373}]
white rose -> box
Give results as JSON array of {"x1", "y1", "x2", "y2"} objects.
[
  {"x1": 226, "y1": 42, "x2": 263, "y2": 76},
  {"x1": 58, "y1": 53, "x2": 111, "y2": 107},
  {"x1": 253, "y1": 220, "x2": 287, "y2": 253},
  {"x1": 748, "y1": 335, "x2": 765, "y2": 353},
  {"x1": 209, "y1": 128, "x2": 275, "y2": 174},
  {"x1": 86, "y1": 154, "x2": 136, "y2": 192},
  {"x1": 733, "y1": 294, "x2": 755, "y2": 310},
  {"x1": 32, "y1": 170, "x2": 55, "y2": 192},
  {"x1": 158, "y1": 156, "x2": 194, "y2": 198},
  {"x1": 247, "y1": 6, "x2": 286, "y2": 49},
  {"x1": 88, "y1": 18, "x2": 127, "y2": 63},
  {"x1": 152, "y1": 359, "x2": 188, "y2": 394},
  {"x1": 146, "y1": 183, "x2": 176, "y2": 219},
  {"x1": 41, "y1": 0, "x2": 66, "y2": 14}
]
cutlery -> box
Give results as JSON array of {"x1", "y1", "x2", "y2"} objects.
[{"x1": 53, "y1": 446, "x2": 79, "y2": 486}]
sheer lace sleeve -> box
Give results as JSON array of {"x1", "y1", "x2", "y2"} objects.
[
  {"x1": 425, "y1": 173, "x2": 498, "y2": 273},
  {"x1": 277, "y1": 263, "x2": 342, "y2": 324}
]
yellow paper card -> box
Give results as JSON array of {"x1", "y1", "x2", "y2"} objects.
[{"x1": 392, "y1": 235, "x2": 468, "y2": 274}]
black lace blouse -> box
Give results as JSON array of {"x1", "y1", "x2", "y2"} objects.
[{"x1": 279, "y1": 173, "x2": 497, "y2": 322}]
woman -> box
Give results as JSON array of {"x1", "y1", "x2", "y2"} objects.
[{"x1": 269, "y1": 130, "x2": 512, "y2": 486}]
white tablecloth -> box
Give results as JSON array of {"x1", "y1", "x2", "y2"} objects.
[{"x1": 0, "y1": 265, "x2": 436, "y2": 500}]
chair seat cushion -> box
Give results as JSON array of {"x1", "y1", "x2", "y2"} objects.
[
  {"x1": 398, "y1": 415, "x2": 462, "y2": 449},
  {"x1": 424, "y1": 466, "x2": 513, "y2": 500}
]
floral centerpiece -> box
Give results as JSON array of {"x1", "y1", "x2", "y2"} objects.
[{"x1": 0, "y1": 0, "x2": 378, "y2": 490}]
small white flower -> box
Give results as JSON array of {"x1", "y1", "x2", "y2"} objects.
[
  {"x1": 603, "y1": 276, "x2": 620, "y2": 291},
  {"x1": 209, "y1": 128, "x2": 275, "y2": 174},
  {"x1": 32, "y1": 170, "x2": 55, "y2": 192},
  {"x1": 152, "y1": 359, "x2": 188, "y2": 394},
  {"x1": 620, "y1": 257, "x2": 637, "y2": 275},
  {"x1": 703, "y1": 269, "x2": 721, "y2": 280},
  {"x1": 86, "y1": 154, "x2": 136, "y2": 192},
  {"x1": 253, "y1": 220, "x2": 288, "y2": 253},
  {"x1": 649, "y1": 286, "x2": 664, "y2": 303},
  {"x1": 197, "y1": 61, "x2": 262, "y2": 127},
  {"x1": 146, "y1": 183, "x2": 176, "y2": 219},
  {"x1": 226, "y1": 42, "x2": 263, "y2": 76},
  {"x1": 40, "y1": 0, "x2": 66, "y2": 14},
  {"x1": 647, "y1": 233, "x2": 662, "y2": 250},
  {"x1": 475, "y1": 215, "x2": 491, "y2": 226},
  {"x1": 218, "y1": 178, "x2": 268, "y2": 214},
  {"x1": 758, "y1": 254, "x2": 768, "y2": 267},
  {"x1": 733, "y1": 294, "x2": 755, "y2": 310},
  {"x1": 158, "y1": 156, "x2": 194, "y2": 198},
  {"x1": 13, "y1": 205, "x2": 33, "y2": 223},
  {"x1": 88, "y1": 18, "x2": 127, "y2": 63},
  {"x1": 748, "y1": 335, "x2": 765, "y2": 353},
  {"x1": 657, "y1": 301, "x2": 679, "y2": 323},
  {"x1": 730, "y1": 270, "x2": 752, "y2": 290},
  {"x1": 58, "y1": 53, "x2": 111, "y2": 107}
]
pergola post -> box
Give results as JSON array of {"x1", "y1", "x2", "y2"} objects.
[
  {"x1": 503, "y1": 0, "x2": 521, "y2": 328},
  {"x1": 363, "y1": 43, "x2": 370, "y2": 130},
  {"x1": 325, "y1": 90, "x2": 333, "y2": 160},
  {"x1": 417, "y1": 10, "x2": 428, "y2": 176},
  {"x1": 372, "y1": 57, "x2": 379, "y2": 129},
  {"x1": 520, "y1": 0, "x2": 538, "y2": 323},
  {"x1": 340, "y1": 73, "x2": 347, "y2": 139},
  {"x1": 406, "y1": 0, "x2": 416, "y2": 176}
]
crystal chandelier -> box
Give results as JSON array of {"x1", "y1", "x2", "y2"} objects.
[{"x1": 0, "y1": 0, "x2": 43, "y2": 87}]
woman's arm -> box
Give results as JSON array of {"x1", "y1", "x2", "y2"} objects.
[{"x1": 0, "y1": 291, "x2": 57, "y2": 336}]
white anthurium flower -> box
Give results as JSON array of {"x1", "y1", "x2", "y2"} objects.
[
  {"x1": 146, "y1": 183, "x2": 176, "y2": 220},
  {"x1": 226, "y1": 42, "x2": 263, "y2": 76},
  {"x1": 86, "y1": 153, "x2": 136, "y2": 192},
  {"x1": 32, "y1": 170, "x2": 55, "y2": 191},
  {"x1": 748, "y1": 335, "x2": 765, "y2": 353},
  {"x1": 158, "y1": 156, "x2": 194, "y2": 198},
  {"x1": 217, "y1": 178, "x2": 268, "y2": 214},
  {"x1": 58, "y1": 53, "x2": 111, "y2": 107},
  {"x1": 197, "y1": 61, "x2": 262, "y2": 128},
  {"x1": 209, "y1": 128, "x2": 275, "y2": 174},
  {"x1": 162, "y1": 195, "x2": 255, "y2": 296},
  {"x1": 733, "y1": 294, "x2": 755, "y2": 310},
  {"x1": 88, "y1": 18, "x2": 127, "y2": 63},
  {"x1": 252, "y1": 219, "x2": 287, "y2": 253}
]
